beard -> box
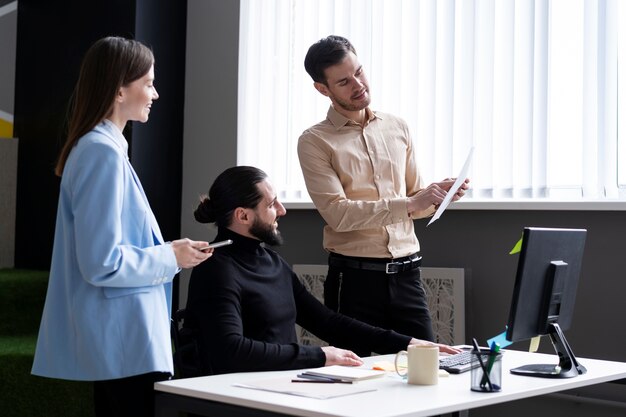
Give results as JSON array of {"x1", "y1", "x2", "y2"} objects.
[
  {"x1": 249, "y1": 217, "x2": 283, "y2": 246},
  {"x1": 331, "y1": 90, "x2": 371, "y2": 112}
]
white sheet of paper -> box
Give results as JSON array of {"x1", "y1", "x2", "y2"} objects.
[
  {"x1": 427, "y1": 147, "x2": 474, "y2": 226},
  {"x1": 233, "y1": 377, "x2": 377, "y2": 399}
]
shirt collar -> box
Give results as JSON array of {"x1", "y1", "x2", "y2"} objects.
[
  {"x1": 100, "y1": 119, "x2": 129, "y2": 157},
  {"x1": 326, "y1": 106, "x2": 379, "y2": 130}
]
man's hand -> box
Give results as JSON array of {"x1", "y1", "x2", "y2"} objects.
[
  {"x1": 407, "y1": 178, "x2": 470, "y2": 213},
  {"x1": 321, "y1": 346, "x2": 364, "y2": 366},
  {"x1": 171, "y1": 238, "x2": 213, "y2": 269}
]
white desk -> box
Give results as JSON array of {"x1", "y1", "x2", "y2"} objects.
[{"x1": 154, "y1": 350, "x2": 626, "y2": 417}]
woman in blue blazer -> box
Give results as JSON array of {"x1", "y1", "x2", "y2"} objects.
[{"x1": 31, "y1": 37, "x2": 213, "y2": 417}]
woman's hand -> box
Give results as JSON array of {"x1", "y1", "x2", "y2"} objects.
[
  {"x1": 407, "y1": 338, "x2": 462, "y2": 355},
  {"x1": 321, "y1": 346, "x2": 364, "y2": 366},
  {"x1": 171, "y1": 238, "x2": 213, "y2": 268}
]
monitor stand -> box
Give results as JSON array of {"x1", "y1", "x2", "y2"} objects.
[{"x1": 510, "y1": 323, "x2": 587, "y2": 378}]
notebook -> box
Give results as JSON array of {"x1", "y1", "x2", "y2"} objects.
[{"x1": 299, "y1": 365, "x2": 386, "y2": 382}]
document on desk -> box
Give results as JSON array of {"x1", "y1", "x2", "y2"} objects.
[
  {"x1": 301, "y1": 365, "x2": 386, "y2": 382},
  {"x1": 233, "y1": 377, "x2": 377, "y2": 400},
  {"x1": 427, "y1": 147, "x2": 474, "y2": 227}
]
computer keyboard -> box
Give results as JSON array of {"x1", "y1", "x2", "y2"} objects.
[{"x1": 439, "y1": 350, "x2": 478, "y2": 374}]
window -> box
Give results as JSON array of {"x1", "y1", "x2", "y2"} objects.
[{"x1": 238, "y1": 0, "x2": 626, "y2": 204}]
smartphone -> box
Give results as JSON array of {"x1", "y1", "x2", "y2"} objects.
[{"x1": 198, "y1": 239, "x2": 233, "y2": 252}]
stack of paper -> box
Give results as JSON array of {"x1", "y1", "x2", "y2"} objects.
[{"x1": 298, "y1": 365, "x2": 386, "y2": 383}]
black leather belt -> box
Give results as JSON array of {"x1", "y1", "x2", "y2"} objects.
[{"x1": 329, "y1": 253, "x2": 422, "y2": 274}]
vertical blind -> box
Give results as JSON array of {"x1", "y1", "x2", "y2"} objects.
[{"x1": 238, "y1": 0, "x2": 626, "y2": 202}]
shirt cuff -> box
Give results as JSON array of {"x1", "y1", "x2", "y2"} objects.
[{"x1": 390, "y1": 197, "x2": 412, "y2": 223}]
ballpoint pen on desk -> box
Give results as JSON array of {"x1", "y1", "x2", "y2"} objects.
[
  {"x1": 472, "y1": 338, "x2": 494, "y2": 391},
  {"x1": 291, "y1": 378, "x2": 336, "y2": 383},
  {"x1": 292, "y1": 373, "x2": 352, "y2": 384},
  {"x1": 481, "y1": 341, "x2": 501, "y2": 389}
]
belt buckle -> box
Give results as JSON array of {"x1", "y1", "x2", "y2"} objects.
[{"x1": 385, "y1": 262, "x2": 399, "y2": 274}]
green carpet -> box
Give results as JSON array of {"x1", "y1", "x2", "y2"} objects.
[
  {"x1": 0, "y1": 268, "x2": 48, "y2": 336},
  {"x1": 0, "y1": 269, "x2": 94, "y2": 417}
]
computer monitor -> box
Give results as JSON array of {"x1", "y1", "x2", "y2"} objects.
[{"x1": 505, "y1": 227, "x2": 587, "y2": 378}]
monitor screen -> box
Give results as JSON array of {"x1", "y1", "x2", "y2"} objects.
[{"x1": 505, "y1": 227, "x2": 587, "y2": 378}]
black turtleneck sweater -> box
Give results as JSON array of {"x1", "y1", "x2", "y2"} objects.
[{"x1": 185, "y1": 228, "x2": 412, "y2": 375}]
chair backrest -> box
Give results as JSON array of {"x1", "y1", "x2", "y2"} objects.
[{"x1": 170, "y1": 308, "x2": 204, "y2": 378}]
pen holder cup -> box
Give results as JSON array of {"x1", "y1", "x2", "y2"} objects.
[{"x1": 470, "y1": 349, "x2": 503, "y2": 392}]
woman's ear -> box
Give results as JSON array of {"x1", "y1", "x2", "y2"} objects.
[{"x1": 115, "y1": 87, "x2": 125, "y2": 103}]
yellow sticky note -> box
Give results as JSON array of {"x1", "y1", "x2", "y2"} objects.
[{"x1": 529, "y1": 336, "x2": 541, "y2": 352}]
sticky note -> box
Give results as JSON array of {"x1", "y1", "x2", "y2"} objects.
[
  {"x1": 487, "y1": 330, "x2": 513, "y2": 349},
  {"x1": 509, "y1": 235, "x2": 523, "y2": 254},
  {"x1": 372, "y1": 361, "x2": 402, "y2": 372},
  {"x1": 529, "y1": 336, "x2": 541, "y2": 352}
]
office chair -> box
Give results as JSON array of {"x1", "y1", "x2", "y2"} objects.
[{"x1": 170, "y1": 308, "x2": 204, "y2": 378}]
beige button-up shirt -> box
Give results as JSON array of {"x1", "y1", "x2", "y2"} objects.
[{"x1": 298, "y1": 106, "x2": 434, "y2": 259}]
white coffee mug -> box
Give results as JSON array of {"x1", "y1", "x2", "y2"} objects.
[{"x1": 395, "y1": 345, "x2": 439, "y2": 385}]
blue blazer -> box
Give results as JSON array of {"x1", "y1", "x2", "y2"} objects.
[{"x1": 32, "y1": 121, "x2": 179, "y2": 381}]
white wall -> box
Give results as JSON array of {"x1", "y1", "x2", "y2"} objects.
[
  {"x1": 0, "y1": 1, "x2": 17, "y2": 118},
  {"x1": 180, "y1": 0, "x2": 240, "y2": 307},
  {"x1": 0, "y1": 1, "x2": 17, "y2": 267}
]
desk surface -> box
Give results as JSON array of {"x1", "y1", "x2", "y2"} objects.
[{"x1": 155, "y1": 350, "x2": 626, "y2": 417}]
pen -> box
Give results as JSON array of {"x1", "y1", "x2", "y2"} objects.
[
  {"x1": 295, "y1": 373, "x2": 351, "y2": 383},
  {"x1": 481, "y1": 341, "x2": 500, "y2": 388},
  {"x1": 291, "y1": 378, "x2": 336, "y2": 383},
  {"x1": 472, "y1": 338, "x2": 493, "y2": 391}
]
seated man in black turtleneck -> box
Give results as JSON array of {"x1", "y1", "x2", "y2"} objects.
[{"x1": 184, "y1": 166, "x2": 460, "y2": 375}]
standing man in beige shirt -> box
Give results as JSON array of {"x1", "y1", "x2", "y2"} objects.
[{"x1": 298, "y1": 35, "x2": 469, "y2": 356}]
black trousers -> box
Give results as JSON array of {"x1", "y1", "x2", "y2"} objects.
[
  {"x1": 93, "y1": 372, "x2": 171, "y2": 417},
  {"x1": 325, "y1": 259, "x2": 434, "y2": 357}
]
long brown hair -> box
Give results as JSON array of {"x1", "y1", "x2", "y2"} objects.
[{"x1": 54, "y1": 36, "x2": 154, "y2": 176}]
